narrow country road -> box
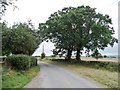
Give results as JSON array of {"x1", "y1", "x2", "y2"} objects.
[{"x1": 24, "y1": 61, "x2": 105, "y2": 88}]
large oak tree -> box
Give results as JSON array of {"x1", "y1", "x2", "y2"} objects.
[{"x1": 39, "y1": 6, "x2": 118, "y2": 60}]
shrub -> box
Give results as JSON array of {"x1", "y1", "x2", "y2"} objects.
[
  {"x1": 81, "y1": 61, "x2": 119, "y2": 72},
  {"x1": 106, "y1": 62, "x2": 118, "y2": 72},
  {"x1": 29, "y1": 56, "x2": 37, "y2": 67},
  {"x1": 41, "y1": 53, "x2": 45, "y2": 59},
  {"x1": 82, "y1": 61, "x2": 119, "y2": 72},
  {"x1": 6, "y1": 55, "x2": 37, "y2": 70},
  {"x1": 103, "y1": 55, "x2": 107, "y2": 58}
]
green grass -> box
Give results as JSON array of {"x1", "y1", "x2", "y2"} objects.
[
  {"x1": 41, "y1": 59, "x2": 119, "y2": 89},
  {"x1": 2, "y1": 65, "x2": 40, "y2": 88}
]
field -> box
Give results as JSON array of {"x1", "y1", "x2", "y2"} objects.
[{"x1": 80, "y1": 56, "x2": 118, "y2": 62}]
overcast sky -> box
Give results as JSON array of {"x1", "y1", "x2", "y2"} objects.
[{"x1": 2, "y1": 0, "x2": 119, "y2": 56}]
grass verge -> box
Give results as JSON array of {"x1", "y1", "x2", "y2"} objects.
[
  {"x1": 41, "y1": 59, "x2": 118, "y2": 89},
  {"x1": 2, "y1": 65, "x2": 40, "y2": 88}
]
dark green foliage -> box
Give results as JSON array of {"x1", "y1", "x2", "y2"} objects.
[
  {"x1": 78, "y1": 61, "x2": 119, "y2": 72},
  {"x1": 103, "y1": 55, "x2": 107, "y2": 58},
  {"x1": 41, "y1": 53, "x2": 46, "y2": 59},
  {"x1": 6, "y1": 55, "x2": 37, "y2": 70},
  {"x1": 91, "y1": 62, "x2": 118, "y2": 72},
  {"x1": 91, "y1": 50, "x2": 103, "y2": 59},
  {"x1": 29, "y1": 56, "x2": 38, "y2": 66},
  {"x1": 38, "y1": 5, "x2": 118, "y2": 60},
  {"x1": 106, "y1": 62, "x2": 119, "y2": 72},
  {"x1": 2, "y1": 22, "x2": 39, "y2": 55}
]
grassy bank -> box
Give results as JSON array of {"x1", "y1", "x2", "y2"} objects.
[
  {"x1": 2, "y1": 65, "x2": 40, "y2": 88},
  {"x1": 41, "y1": 59, "x2": 118, "y2": 89}
]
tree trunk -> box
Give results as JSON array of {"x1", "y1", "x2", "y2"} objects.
[
  {"x1": 76, "y1": 49, "x2": 81, "y2": 61},
  {"x1": 66, "y1": 48, "x2": 72, "y2": 60}
]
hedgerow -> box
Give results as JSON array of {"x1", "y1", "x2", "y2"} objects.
[
  {"x1": 6, "y1": 55, "x2": 37, "y2": 70},
  {"x1": 52, "y1": 59, "x2": 119, "y2": 72}
]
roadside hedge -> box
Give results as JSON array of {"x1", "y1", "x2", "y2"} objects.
[
  {"x1": 6, "y1": 55, "x2": 37, "y2": 70},
  {"x1": 53, "y1": 59, "x2": 119, "y2": 72},
  {"x1": 78, "y1": 61, "x2": 119, "y2": 72}
]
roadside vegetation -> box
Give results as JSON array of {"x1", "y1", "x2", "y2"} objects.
[
  {"x1": 38, "y1": 5, "x2": 118, "y2": 89},
  {"x1": 41, "y1": 58, "x2": 119, "y2": 89},
  {"x1": 1, "y1": 1, "x2": 118, "y2": 89},
  {"x1": 1, "y1": 18, "x2": 41, "y2": 89},
  {"x1": 2, "y1": 65, "x2": 39, "y2": 88},
  {"x1": 2, "y1": 55, "x2": 39, "y2": 88}
]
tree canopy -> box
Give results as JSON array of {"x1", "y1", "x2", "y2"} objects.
[
  {"x1": 2, "y1": 22, "x2": 40, "y2": 56},
  {"x1": 39, "y1": 5, "x2": 118, "y2": 60}
]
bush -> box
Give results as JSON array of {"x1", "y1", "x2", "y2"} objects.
[
  {"x1": 63, "y1": 59, "x2": 119, "y2": 72},
  {"x1": 106, "y1": 62, "x2": 118, "y2": 72},
  {"x1": 41, "y1": 53, "x2": 45, "y2": 59},
  {"x1": 6, "y1": 55, "x2": 37, "y2": 70},
  {"x1": 78, "y1": 61, "x2": 119, "y2": 72},
  {"x1": 103, "y1": 55, "x2": 107, "y2": 58},
  {"x1": 29, "y1": 56, "x2": 37, "y2": 67}
]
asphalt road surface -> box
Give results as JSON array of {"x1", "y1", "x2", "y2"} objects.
[{"x1": 24, "y1": 61, "x2": 105, "y2": 88}]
